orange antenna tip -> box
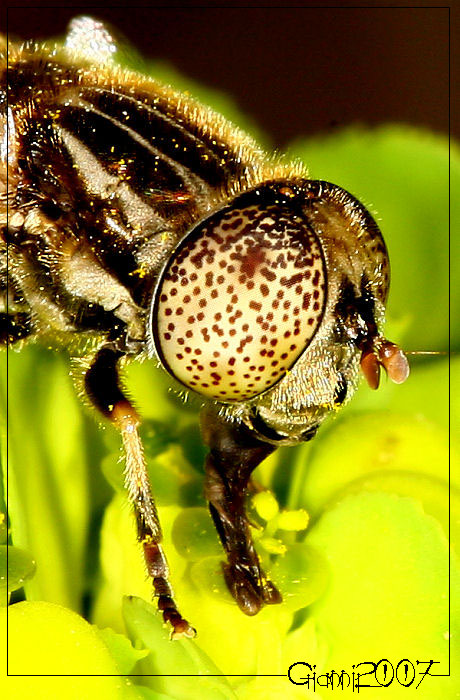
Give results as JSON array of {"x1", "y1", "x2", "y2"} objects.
[
  {"x1": 379, "y1": 342, "x2": 410, "y2": 384},
  {"x1": 360, "y1": 350, "x2": 381, "y2": 390}
]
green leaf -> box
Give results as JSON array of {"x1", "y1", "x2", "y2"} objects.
[
  {"x1": 122, "y1": 596, "x2": 237, "y2": 699},
  {"x1": 235, "y1": 677, "x2": 307, "y2": 700},
  {"x1": 0, "y1": 511, "x2": 7, "y2": 543},
  {"x1": 269, "y1": 543, "x2": 328, "y2": 613},
  {"x1": 346, "y1": 351, "x2": 451, "y2": 426},
  {"x1": 2, "y1": 347, "x2": 89, "y2": 610},
  {"x1": 0, "y1": 544, "x2": 36, "y2": 600},
  {"x1": 2, "y1": 601, "x2": 131, "y2": 697},
  {"x1": 306, "y1": 492, "x2": 459, "y2": 698},
  {"x1": 171, "y1": 507, "x2": 222, "y2": 560},
  {"x1": 289, "y1": 356, "x2": 455, "y2": 541},
  {"x1": 128, "y1": 688, "x2": 176, "y2": 700},
  {"x1": 98, "y1": 626, "x2": 149, "y2": 675},
  {"x1": 301, "y1": 412, "x2": 450, "y2": 512},
  {"x1": 189, "y1": 556, "x2": 234, "y2": 605}
]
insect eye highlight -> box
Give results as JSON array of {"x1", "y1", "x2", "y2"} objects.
[{"x1": 150, "y1": 192, "x2": 327, "y2": 401}]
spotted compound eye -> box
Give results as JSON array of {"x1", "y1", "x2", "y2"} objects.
[{"x1": 151, "y1": 198, "x2": 326, "y2": 401}]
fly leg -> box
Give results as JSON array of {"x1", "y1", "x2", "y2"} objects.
[
  {"x1": 85, "y1": 343, "x2": 195, "y2": 639},
  {"x1": 201, "y1": 407, "x2": 282, "y2": 616}
]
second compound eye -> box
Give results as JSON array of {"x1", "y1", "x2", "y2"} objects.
[{"x1": 150, "y1": 193, "x2": 326, "y2": 401}]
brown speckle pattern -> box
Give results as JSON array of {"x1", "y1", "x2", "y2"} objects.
[{"x1": 154, "y1": 203, "x2": 326, "y2": 400}]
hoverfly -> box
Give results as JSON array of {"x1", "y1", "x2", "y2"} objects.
[{"x1": 1, "y1": 17, "x2": 409, "y2": 638}]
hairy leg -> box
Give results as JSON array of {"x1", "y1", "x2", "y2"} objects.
[
  {"x1": 201, "y1": 407, "x2": 282, "y2": 615},
  {"x1": 85, "y1": 343, "x2": 195, "y2": 638}
]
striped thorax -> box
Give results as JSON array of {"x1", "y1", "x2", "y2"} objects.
[{"x1": 1, "y1": 29, "x2": 406, "y2": 444}]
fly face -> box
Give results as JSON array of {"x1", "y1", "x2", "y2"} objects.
[
  {"x1": 2, "y1": 17, "x2": 409, "y2": 635},
  {"x1": 150, "y1": 179, "x2": 407, "y2": 445}
]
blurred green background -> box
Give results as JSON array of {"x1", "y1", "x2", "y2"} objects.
[{"x1": 1, "y1": 42, "x2": 457, "y2": 700}]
